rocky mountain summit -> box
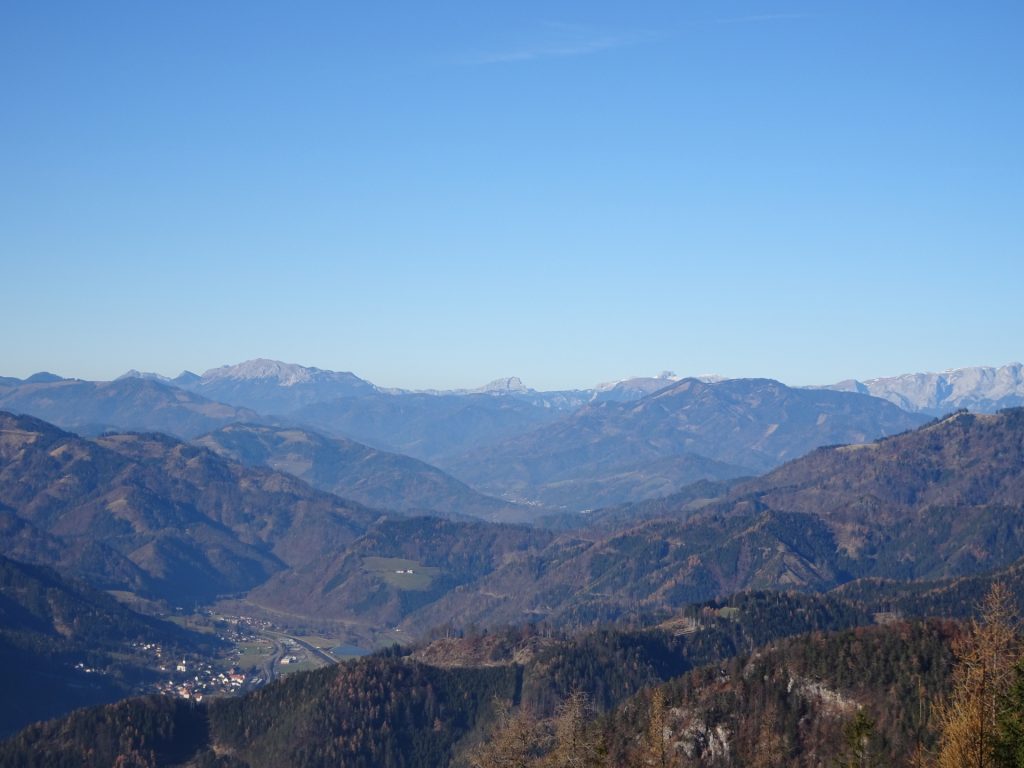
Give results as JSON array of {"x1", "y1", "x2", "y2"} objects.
[
  {"x1": 827, "y1": 362, "x2": 1024, "y2": 414},
  {"x1": 173, "y1": 358, "x2": 380, "y2": 414}
]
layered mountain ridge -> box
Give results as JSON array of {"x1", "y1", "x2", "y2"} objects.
[
  {"x1": 443, "y1": 377, "x2": 927, "y2": 510},
  {"x1": 193, "y1": 422, "x2": 529, "y2": 522},
  {"x1": 0, "y1": 377, "x2": 264, "y2": 439},
  {"x1": 2, "y1": 361, "x2": 1021, "y2": 631},
  {"x1": 3, "y1": 390, "x2": 1024, "y2": 761},
  {"x1": 400, "y1": 407, "x2": 1024, "y2": 631},
  {"x1": 0, "y1": 412, "x2": 379, "y2": 602}
]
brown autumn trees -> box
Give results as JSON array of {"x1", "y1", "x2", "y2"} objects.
[{"x1": 932, "y1": 583, "x2": 1022, "y2": 768}]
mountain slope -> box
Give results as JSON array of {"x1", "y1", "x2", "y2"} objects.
[
  {"x1": 0, "y1": 553, "x2": 216, "y2": 737},
  {"x1": 292, "y1": 390, "x2": 567, "y2": 464},
  {"x1": 601, "y1": 620, "x2": 956, "y2": 767},
  {"x1": 0, "y1": 590, "x2": 952, "y2": 768},
  {"x1": 0, "y1": 412, "x2": 559, "y2": 639},
  {"x1": 0, "y1": 412, "x2": 378, "y2": 602},
  {"x1": 0, "y1": 658, "x2": 516, "y2": 768},
  {"x1": 731, "y1": 408, "x2": 1024, "y2": 573},
  {"x1": 249, "y1": 516, "x2": 555, "y2": 627},
  {"x1": 445, "y1": 377, "x2": 927, "y2": 511},
  {"x1": 193, "y1": 423, "x2": 530, "y2": 522},
  {"x1": 407, "y1": 408, "x2": 1024, "y2": 630},
  {"x1": 0, "y1": 377, "x2": 262, "y2": 439}
]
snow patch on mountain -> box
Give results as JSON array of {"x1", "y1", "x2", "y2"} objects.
[
  {"x1": 824, "y1": 363, "x2": 1024, "y2": 414},
  {"x1": 199, "y1": 359, "x2": 326, "y2": 386},
  {"x1": 591, "y1": 372, "x2": 727, "y2": 402},
  {"x1": 117, "y1": 369, "x2": 171, "y2": 382}
]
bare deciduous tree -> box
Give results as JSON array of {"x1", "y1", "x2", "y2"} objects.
[{"x1": 933, "y1": 583, "x2": 1021, "y2": 768}]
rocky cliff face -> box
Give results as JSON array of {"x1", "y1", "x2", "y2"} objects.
[{"x1": 826, "y1": 362, "x2": 1024, "y2": 414}]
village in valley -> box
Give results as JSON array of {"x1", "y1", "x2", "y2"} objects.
[
  {"x1": 77, "y1": 608, "x2": 371, "y2": 704},
  {"x1": 156, "y1": 610, "x2": 368, "y2": 701}
]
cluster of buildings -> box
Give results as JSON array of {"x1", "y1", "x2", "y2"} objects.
[
  {"x1": 277, "y1": 636, "x2": 310, "y2": 667},
  {"x1": 218, "y1": 613, "x2": 274, "y2": 635},
  {"x1": 131, "y1": 636, "x2": 257, "y2": 702},
  {"x1": 132, "y1": 640, "x2": 165, "y2": 662},
  {"x1": 154, "y1": 661, "x2": 250, "y2": 702}
]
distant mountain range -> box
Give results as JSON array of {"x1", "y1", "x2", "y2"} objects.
[
  {"x1": 289, "y1": 389, "x2": 568, "y2": 465},
  {"x1": 825, "y1": 362, "x2": 1024, "y2": 414},
  {"x1": 442, "y1": 377, "x2": 926, "y2": 510},
  {"x1": 0, "y1": 376, "x2": 263, "y2": 439},
  {"x1": 1, "y1": 358, "x2": 1020, "y2": 520},
  {"x1": 10, "y1": 359, "x2": 1023, "y2": 418},
  {"x1": 177, "y1": 358, "x2": 380, "y2": 415}
]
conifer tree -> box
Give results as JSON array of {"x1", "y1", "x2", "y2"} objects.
[
  {"x1": 835, "y1": 709, "x2": 878, "y2": 768},
  {"x1": 994, "y1": 660, "x2": 1024, "y2": 768}
]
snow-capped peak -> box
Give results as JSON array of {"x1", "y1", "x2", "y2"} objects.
[
  {"x1": 199, "y1": 359, "x2": 322, "y2": 387},
  {"x1": 117, "y1": 369, "x2": 171, "y2": 382},
  {"x1": 824, "y1": 362, "x2": 1024, "y2": 414},
  {"x1": 594, "y1": 371, "x2": 680, "y2": 392}
]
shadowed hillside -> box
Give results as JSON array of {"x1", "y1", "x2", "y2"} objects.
[
  {"x1": 0, "y1": 554, "x2": 217, "y2": 737},
  {"x1": 194, "y1": 423, "x2": 530, "y2": 522}
]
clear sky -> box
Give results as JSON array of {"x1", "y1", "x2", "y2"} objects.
[{"x1": 2, "y1": 1, "x2": 1022, "y2": 390}]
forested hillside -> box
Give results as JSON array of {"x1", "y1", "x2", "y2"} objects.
[
  {"x1": 0, "y1": 412, "x2": 377, "y2": 602},
  {"x1": 0, "y1": 590, "x2": 878, "y2": 765},
  {"x1": 0, "y1": 657, "x2": 517, "y2": 768},
  {"x1": 10, "y1": 580, "x2": 1024, "y2": 766},
  {"x1": 406, "y1": 409, "x2": 1024, "y2": 631},
  {"x1": 0, "y1": 554, "x2": 216, "y2": 737}
]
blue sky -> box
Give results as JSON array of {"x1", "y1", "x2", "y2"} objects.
[{"x1": 2, "y1": 1, "x2": 1022, "y2": 390}]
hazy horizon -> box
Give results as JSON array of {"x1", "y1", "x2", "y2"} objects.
[{"x1": 5, "y1": 355, "x2": 1024, "y2": 395}]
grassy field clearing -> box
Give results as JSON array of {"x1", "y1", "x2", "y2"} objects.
[
  {"x1": 236, "y1": 641, "x2": 275, "y2": 670},
  {"x1": 362, "y1": 557, "x2": 441, "y2": 591},
  {"x1": 278, "y1": 660, "x2": 319, "y2": 676}
]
